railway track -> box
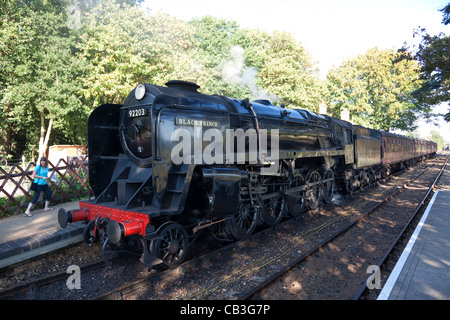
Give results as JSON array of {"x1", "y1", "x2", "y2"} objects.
[
  {"x1": 242, "y1": 154, "x2": 449, "y2": 300},
  {"x1": 0, "y1": 260, "x2": 106, "y2": 299},
  {"x1": 353, "y1": 153, "x2": 449, "y2": 300},
  {"x1": 0, "y1": 155, "x2": 445, "y2": 300},
  {"x1": 93, "y1": 155, "x2": 448, "y2": 300}
]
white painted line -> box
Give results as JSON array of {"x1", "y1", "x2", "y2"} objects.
[{"x1": 377, "y1": 190, "x2": 440, "y2": 300}]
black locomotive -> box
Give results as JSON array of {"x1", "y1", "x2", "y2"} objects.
[{"x1": 58, "y1": 80, "x2": 437, "y2": 269}]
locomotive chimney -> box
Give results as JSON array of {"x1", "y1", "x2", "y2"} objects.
[{"x1": 165, "y1": 80, "x2": 200, "y2": 93}]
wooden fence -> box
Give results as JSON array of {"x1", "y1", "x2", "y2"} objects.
[{"x1": 0, "y1": 156, "x2": 94, "y2": 217}]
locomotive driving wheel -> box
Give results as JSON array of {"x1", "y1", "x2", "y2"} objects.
[
  {"x1": 306, "y1": 170, "x2": 321, "y2": 210},
  {"x1": 286, "y1": 174, "x2": 306, "y2": 218},
  {"x1": 226, "y1": 201, "x2": 258, "y2": 240},
  {"x1": 321, "y1": 169, "x2": 335, "y2": 204},
  {"x1": 261, "y1": 176, "x2": 285, "y2": 226},
  {"x1": 345, "y1": 171, "x2": 357, "y2": 194},
  {"x1": 156, "y1": 222, "x2": 188, "y2": 269}
]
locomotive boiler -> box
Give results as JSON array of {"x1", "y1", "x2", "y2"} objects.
[{"x1": 58, "y1": 80, "x2": 436, "y2": 269}]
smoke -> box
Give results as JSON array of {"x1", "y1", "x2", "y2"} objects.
[
  {"x1": 222, "y1": 45, "x2": 245, "y2": 83},
  {"x1": 222, "y1": 45, "x2": 280, "y2": 102}
]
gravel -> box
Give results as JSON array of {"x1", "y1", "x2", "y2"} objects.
[{"x1": 1, "y1": 155, "x2": 447, "y2": 301}]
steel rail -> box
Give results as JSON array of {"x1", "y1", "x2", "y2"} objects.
[
  {"x1": 352, "y1": 154, "x2": 449, "y2": 300},
  {"x1": 3, "y1": 157, "x2": 439, "y2": 300},
  {"x1": 0, "y1": 260, "x2": 105, "y2": 300},
  {"x1": 237, "y1": 155, "x2": 447, "y2": 300}
]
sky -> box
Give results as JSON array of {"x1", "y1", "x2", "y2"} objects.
[{"x1": 142, "y1": 0, "x2": 449, "y2": 140}]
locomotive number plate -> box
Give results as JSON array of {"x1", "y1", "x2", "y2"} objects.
[{"x1": 128, "y1": 108, "x2": 148, "y2": 118}]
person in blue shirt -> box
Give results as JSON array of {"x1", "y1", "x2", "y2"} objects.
[{"x1": 24, "y1": 157, "x2": 53, "y2": 217}]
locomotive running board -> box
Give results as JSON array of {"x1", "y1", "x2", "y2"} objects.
[{"x1": 279, "y1": 148, "x2": 346, "y2": 159}]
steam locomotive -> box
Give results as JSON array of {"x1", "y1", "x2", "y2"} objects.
[{"x1": 58, "y1": 80, "x2": 437, "y2": 269}]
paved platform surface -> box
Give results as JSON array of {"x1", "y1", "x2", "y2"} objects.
[
  {"x1": 378, "y1": 190, "x2": 450, "y2": 300},
  {"x1": 0, "y1": 200, "x2": 86, "y2": 268}
]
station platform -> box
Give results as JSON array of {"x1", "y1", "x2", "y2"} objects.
[
  {"x1": 378, "y1": 190, "x2": 450, "y2": 300},
  {"x1": 0, "y1": 200, "x2": 86, "y2": 268}
]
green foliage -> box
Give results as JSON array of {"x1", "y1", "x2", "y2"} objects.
[
  {"x1": 402, "y1": 3, "x2": 450, "y2": 122},
  {"x1": 188, "y1": 16, "x2": 254, "y2": 98},
  {"x1": 256, "y1": 30, "x2": 328, "y2": 111},
  {"x1": 440, "y1": 3, "x2": 450, "y2": 25},
  {"x1": 78, "y1": 0, "x2": 156, "y2": 106},
  {"x1": 1, "y1": 0, "x2": 442, "y2": 160},
  {"x1": 327, "y1": 47, "x2": 423, "y2": 131},
  {"x1": 412, "y1": 30, "x2": 449, "y2": 105},
  {"x1": 0, "y1": 0, "x2": 88, "y2": 158},
  {"x1": 428, "y1": 129, "x2": 445, "y2": 150},
  {"x1": 409, "y1": 4, "x2": 450, "y2": 123}
]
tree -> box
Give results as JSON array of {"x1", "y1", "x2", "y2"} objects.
[
  {"x1": 411, "y1": 30, "x2": 449, "y2": 107},
  {"x1": 255, "y1": 30, "x2": 328, "y2": 111},
  {"x1": 78, "y1": 1, "x2": 201, "y2": 107},
  {"x1": 190, "y1": 24, "x2": 328, "y2": 110},
  {"x1": 440, "y1": 3, "x2": 450, "y2": 25},
  {"x1": 326, "y1": 47, "x2": 423, "y2": 131},
  {"x1": 428, "y1": 130, "x2": 445, "y2": 150},
  {"x1": 410, "y1": 3, "x2": 450, "y2": 122},
  {"x1": 75, "y1": 0, "x2": 144, "y2": 12},
  {"x1": 188, "y1": 15, "x2": 254, "y2": 98},
  {"x1": 147, "y1": 13, "x2": 198, "y2": 86},
  {"x1": 0, "y1": 0, "x2": 87, "y2": 160},
  {"x1": 78, "y1": 0, "x2": 154, "y2": 107}
]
